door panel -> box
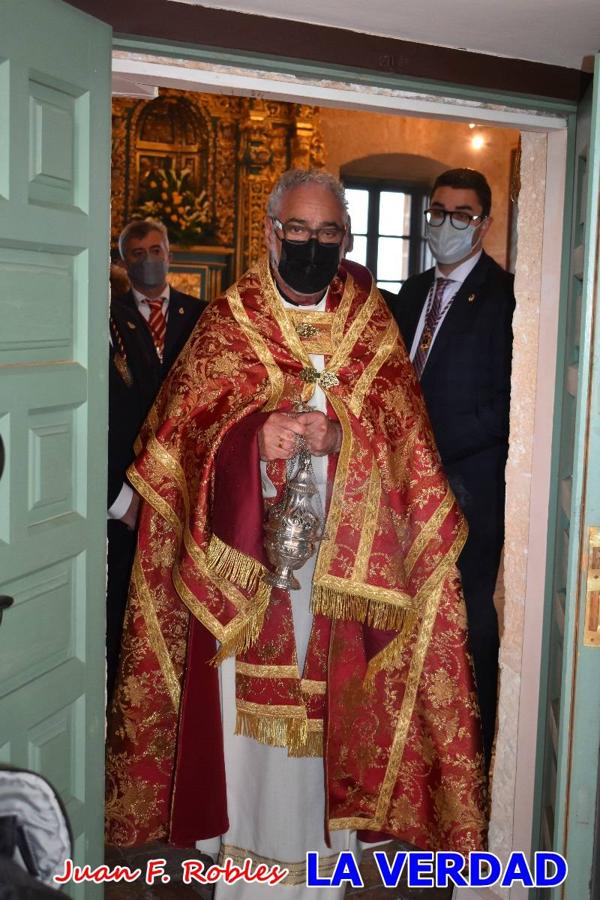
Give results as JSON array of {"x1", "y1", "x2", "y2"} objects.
[
  {"x1": 0, "y1": 0, "x2": 111, "y2": 894},
  {"x1": 535, "y1": 57, "x2": 600, "y2": 898}
]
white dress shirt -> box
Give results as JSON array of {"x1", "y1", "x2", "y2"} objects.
[
  {"x1": 409, "y1": 250, "x2": 482, "y2": 362},
  {"x1": 130, "y1": 283, "x2": 171, "y2": 321}
]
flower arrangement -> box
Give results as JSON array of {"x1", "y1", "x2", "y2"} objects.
[{"x1": 133, "y1": 167, "x2": 213, "y2": 245}]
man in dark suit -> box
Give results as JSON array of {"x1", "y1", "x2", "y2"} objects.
[
  {"x1": 107, "y1": 219, "x2": 206, "y2": 700},
  {"x1": 389, "y1": 168, "x2": 515, "y2": 769}
]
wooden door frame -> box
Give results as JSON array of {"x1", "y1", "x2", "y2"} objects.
[{"x1": 110, "y1": 40, "x2": 576, "y2": 900}]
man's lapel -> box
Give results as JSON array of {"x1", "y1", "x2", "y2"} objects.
[
  {"x1": 163, "y1": 289, "x2": 179, "y2": 366},
  {"x1": 420, "y1": 254, "x2": 490, "y2": 381},
  {"x1": 119, "y1": 289, "x2": 184, "y2": 365},
  {"x1": 115, "y1": 290, "x2": 152, "y2": 343},
  {"x1": 163, "y1": 288, "x2": 196, "y2": 369},
  {"x1": 118, "y1": 289, "x2": 139, "y2": 317}
]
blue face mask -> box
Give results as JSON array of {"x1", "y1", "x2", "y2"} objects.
[
  {"x1": 127, "y1": 258, "x2": 168, "y2": 289},
  {"x1": 426, "y1": 219, "x2": 483, "y2": 266}
]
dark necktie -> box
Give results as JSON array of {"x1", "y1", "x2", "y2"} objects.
[
  {"x1": 144, "y1": 298, "x2": 166, "y2": 361},
  {"x1": 412, "y1": 278, "x2": 453, "y2": 380}
]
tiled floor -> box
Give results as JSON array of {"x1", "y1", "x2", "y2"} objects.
[{"x1": 105, "y1": 843, "x2": 453, "y2": 899}]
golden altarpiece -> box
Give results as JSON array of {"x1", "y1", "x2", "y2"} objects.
[{"x1": 111, "y1": 89, "x2": 324, "y2": 300}]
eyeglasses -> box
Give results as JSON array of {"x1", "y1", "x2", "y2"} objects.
[
  {"x1": 271, "y1": 217, "x2": 346, "y2": 246},
  {"x1": 424, "y1": 208, "x2": 487, "y2": 231}
]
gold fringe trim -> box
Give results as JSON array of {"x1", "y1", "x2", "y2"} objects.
[
  {"x1": 235, "y1": 708, "x2": 309, "y2": 756},
  {"x1": 219, "y1": 844, "x2": 340, "y2": 885},
  {"x1": 206, "y1": 533, "x2": 265, "y2": 593},
  {"x1": 312, "y1": 584, "x2": 418, "y2": 633},
  {"x1": 289, "y1": 724, "x2": 324, "y2": 758},
  {"x1": 211, "y1": 580, "x2": 271, "y2": 664}
]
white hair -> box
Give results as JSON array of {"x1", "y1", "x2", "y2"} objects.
[{"x1": 267, "y1": 169, "x2": 349, "y2": 224}]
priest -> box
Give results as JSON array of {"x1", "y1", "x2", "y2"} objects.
[{"x1": 106, "y1": 169, "x2": 488, "y2": 896}]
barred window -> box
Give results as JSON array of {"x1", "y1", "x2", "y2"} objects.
[{"x1": 344, "y1": 180, "x2": 433, "y2": 293}]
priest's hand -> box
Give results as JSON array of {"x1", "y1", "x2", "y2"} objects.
[
  {"x1": 295, "y1": 411, "x2": 342, "y2": 456},
  {"x1": 259, "y1": 411, "x2": 306, "y2": 461}
]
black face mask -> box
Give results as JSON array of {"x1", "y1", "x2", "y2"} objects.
[{"x1": 277, "y1": 238, "x2": 340, "y2": 295}]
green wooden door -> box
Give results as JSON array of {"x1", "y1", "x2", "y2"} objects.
[
  {"x1": 534, "y1": 57, "x2": 600, "y2": 898},
  {"x1": 0, "y1": 0, "x2": 111, "y2": 893}
]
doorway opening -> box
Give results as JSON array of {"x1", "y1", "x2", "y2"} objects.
[{"x1": 110, "y1": 48, "x2": 568, "y2": 891}]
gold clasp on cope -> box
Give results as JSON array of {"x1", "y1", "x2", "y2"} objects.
[
  {"x1": 299, "y1": 367, "x2": 339, "y2": 389},
  {"x1": 295, "y1": 322, "x2": 319, "y2": 339}
]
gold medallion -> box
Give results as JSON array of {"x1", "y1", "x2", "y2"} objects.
[
  {"x1": 319, "y1": 371, "x2": 340, "y2": 389},
  {"x1": 419, "y1": 329, "x2": 432, "y2": 353},
  {"x1": 295, "y1": 322, "x2": 319, "y2": 339},
  {"x1": 300, "y1": 366, "x2": 320, "y2": 384},
  {"x1": 299, "y1": 367, "x2": 339, "y2": 389}
]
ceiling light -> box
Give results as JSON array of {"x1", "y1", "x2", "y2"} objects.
[{"x1": 471, "y1": 134, "x2": 485, "y2": 150}]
